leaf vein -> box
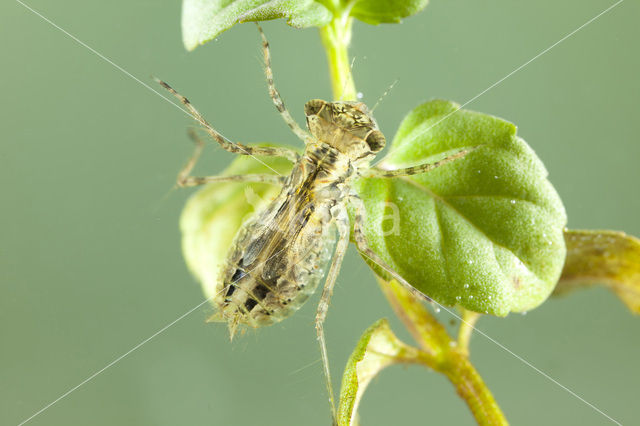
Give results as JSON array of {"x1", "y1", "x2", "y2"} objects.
[{"x1": 398, "y1": 177, "x2": 535, "y2": 275}]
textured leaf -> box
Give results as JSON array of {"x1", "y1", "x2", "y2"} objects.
[
  {"x1": 555, "y1": 229, "x2": 640, "y2": 314},
  {"x1": 180, "y1": 150, "x2": 293, "y2": 300},
  {"x1": 182, "y1": 0, "x2": 332, "y2": 50},
  {"x1": 337, "y1": 319, "x2": 420, "y2": 426},
  {"x1": 353, "y1": 100, "x2": 567, "y2": 316},
  {"x1": 350, "y1": 0, "x2": 429, "y2": 25}
]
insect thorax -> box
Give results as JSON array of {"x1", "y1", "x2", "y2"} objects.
[
  {"x1": 213, "y1": 143, "x2": 355, "y2": 337},
  {"x1": 212, "y1": 98, "x2": 388, "y2": 337}
]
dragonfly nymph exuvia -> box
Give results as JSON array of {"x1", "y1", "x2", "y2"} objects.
[{"x1": 157, "y1": 24, "x2": 469, "y2": 421}]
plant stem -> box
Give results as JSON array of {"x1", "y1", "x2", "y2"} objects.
[
  {"x1": 379, "y1": 279, "x2": 508, "y2": 425},
  {"x1": 440, "y1": 351, "x2": 509, "y2": 425},
  {"x1": 377, "y1": 277, "x2": 449, "y2": 355},
  {"x1": 319, "y1": 9, "x2": 356, "y2": 101},
  {"x1": 458, "y1": 309, "x2": 481, "y2": 357}
]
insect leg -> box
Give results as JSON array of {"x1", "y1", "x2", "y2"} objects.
[
  {"x1": 179, "y1": 174, "x2": 284, "y2": 187},
  {"x1": 315, "y1": 206, "x2": 350, "y2": 423},
  {"x1": 349, "y1": 192, "x2": 433, "y2": 304},
  {"x1": 256, "y1": 24, "x2": 312, "y2": 144},
  {"x1": 368, "y1": 148, "x2": 472, "y2": 178},
  {"x1": 156, "y1": 78, "x2": 299, "y2": 162},
  {"x1": 176, "y1": 130, "x2": 285, "y2": 187}
]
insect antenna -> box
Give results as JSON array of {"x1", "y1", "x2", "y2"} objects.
[{"x1": 370, "y1": 79, "x2": 398, "y2": 113}]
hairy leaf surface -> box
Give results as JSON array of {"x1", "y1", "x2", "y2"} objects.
[
  {"x1": 182, "y1": 0, "x2": 331, "y2": 50},
  {"x1": 353, "y1": 100, "x2": 567, "y2": 315},
  {"x1": 350, "y1": 0, "x2": 429, "y2": 25}
]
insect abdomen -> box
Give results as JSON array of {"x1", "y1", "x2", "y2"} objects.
[{"x1": 216, "y1": 204, "x2": 336, "y2": 334}]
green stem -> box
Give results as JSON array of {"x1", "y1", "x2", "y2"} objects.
[
  {"x1": 319, "y1": 10, "x2": 356, "y2": 101},
  {"x1": 458, "y1": 309, "x2": 481, "y2": 357},
  {"x1": 377, "y1": 277, "x2": 449, "y2": 355},
  {"x1": 379, "y1": 279, "x2": 508, "y2": 425},
  {"x1": 440, "y1": 351, "x2": 509, "y2": 426}
]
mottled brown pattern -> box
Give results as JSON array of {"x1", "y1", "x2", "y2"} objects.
[{"x1": 160, "y1": 24, "x2": 471, "y2": 420}]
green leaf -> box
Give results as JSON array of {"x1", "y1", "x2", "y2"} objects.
[
  {"x1": 349, "y1": 0, "x2": 429, "y2": 25},
  {"x1": 180, "y1": 149, "x2": 293, "y2": 300},
  {"x1": 353, "y1": 100, "x2": 567, "y2": 316},
  {"x1": 555, "y1": 229, "x2": 640, "y2": 314},
  {"x1": 182, "y1": 0, "x2": 332, "y2": 51},
  {"x1": 337, "y1": 319, "x2": 420, "y2": 426}
]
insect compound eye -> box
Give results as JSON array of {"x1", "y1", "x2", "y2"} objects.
[
  {"x1": 365, "y1": 130, "x2": 386, "y2": 152},
  {"x1": 304, "y1": 99, "x2": 326, "y2": 117}
]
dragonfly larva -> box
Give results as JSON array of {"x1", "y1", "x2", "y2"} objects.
[{"x1": 158, "y1": 24, "x2": 469, "y2": 421}]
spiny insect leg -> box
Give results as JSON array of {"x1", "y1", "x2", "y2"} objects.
[
  {"x1": 349, "y1": 192, "x2": 433, "y2": 304},
  {"x1": 315, "y1": 207, "x2": 350, "y2": 423},
  {"x1": 175, "y1": 130, "x2": 285, "y2": 187},
  {"x1": 370, "y1": 148, "x2": 473, "y2": 178},
  {"x1": 256, "y1": 24, "x2": 311, "y2": 144},
  {"x1": 155, "y1": 78, "x2": 299, "y2": 162},
  {"x1": 178, "y1": 174, "x2": 284, "y2": 187}
]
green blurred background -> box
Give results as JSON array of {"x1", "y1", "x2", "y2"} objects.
[{"x1": 2, "y1": 0, "x2": 639, "y2": 425}]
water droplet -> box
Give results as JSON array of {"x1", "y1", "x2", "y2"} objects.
[
  {"x1": 477, "y1": 170, "x2": 482, "y2": 174},
  {"x1": 463, "y1": 284, "x2": 470, "y2": 289},
  {"x1": 510, "y1": 199, "x2": 516, "y2": 205},
  {"x1": 469, "y1": 295, "x2": 474, "y2": 299},
  {"x1": 494, "y1": 175, "x2": 499, "y2": 179},
  {"x1": 434, "y1": 307, "x2": 441, "y2": 313},
  {"x1": 455, "y1": 296, "x2": 462, "y2": 301},
  {"x1": 356, "y1": 92, "x2": 364, "y2": 99}
]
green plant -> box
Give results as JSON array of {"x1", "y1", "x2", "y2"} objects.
[{"x1": 179, "y1": 1, "x2": 639, "y2": 424}]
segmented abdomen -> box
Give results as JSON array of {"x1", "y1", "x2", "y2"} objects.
[{"x1": 216, "y1": 197, "x2": 336, "y2": 332}]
